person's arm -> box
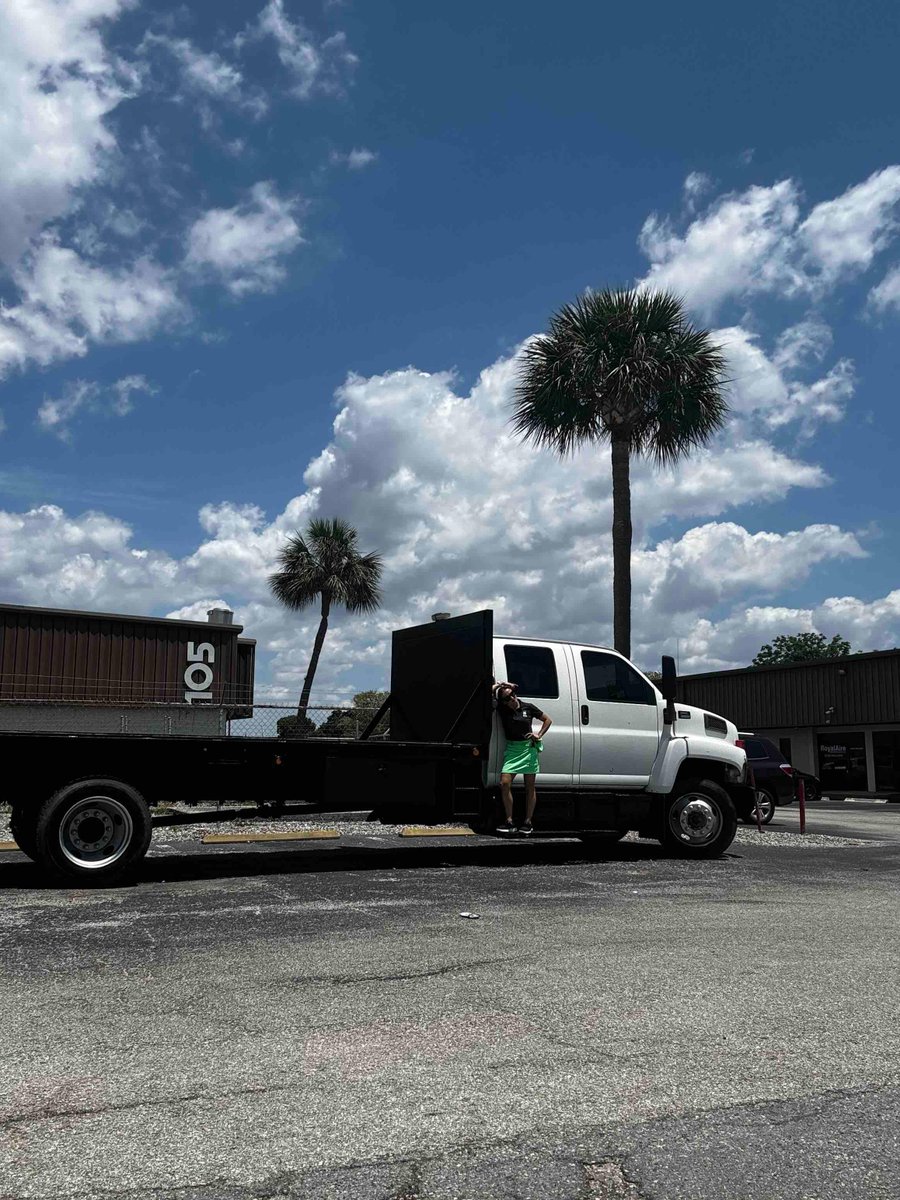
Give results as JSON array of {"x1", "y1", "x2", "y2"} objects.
[{"x1": 531, "y1": 706, "x2": 552, "y2": 740}]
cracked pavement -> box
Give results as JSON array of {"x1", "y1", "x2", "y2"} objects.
[{"x1": 1, "y1": 805, "x2": 899, "y2": 1199}]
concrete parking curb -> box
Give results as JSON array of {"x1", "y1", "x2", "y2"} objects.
[{"x1": 0, "y1": 840, "x2": 19, "y2": 852}]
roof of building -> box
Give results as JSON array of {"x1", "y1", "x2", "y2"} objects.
[
  {"x1": 0, "y1": 600, "x2": 250, "y2": 638},
  {"x1": 680, "y1": 647, "x2": 900, "y2": 681}
]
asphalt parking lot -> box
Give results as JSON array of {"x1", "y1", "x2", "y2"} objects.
[{"x1": 2, "y1": 803, "x2": 899, "y2": 1200}]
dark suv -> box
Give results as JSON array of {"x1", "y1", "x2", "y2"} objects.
[{"x1": 738, "y1": 733, "x2": 795, "y2": 824}]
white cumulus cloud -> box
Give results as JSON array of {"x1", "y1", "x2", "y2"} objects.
[
  {"x1": 716, "y1": 325, "x2": 854, "y2": 436},
  {"x1": 0, "y1": 0, "x2": 130, "y2": 267},
  {"x1": 0, "y1": 240, "x2": 182, "y2": 378},
  {"x1": 675, "y1": 592, "x2": 900, "y2": 674},
  {"x1": 0, "y1": 346, "x2": 868, "y2": 697},
  {"x1": 799, "y1": 166, "x2": 900, "y2": 286},
  {"x1": 141, "y1": 32, "x2": 267, "y2": 117},
  {"x1": 330, "y1": 147, "x2": 378, "y2": 170},
  {"x1": 185, "y1": 182, "x2": 303, "y2": 296},
  {"x1": 639, "y1": 167, "x2": 900, "y2": 317},
  {"x1": 37, "y1": 375, "x2": 155, "y2": 440},
  {"x1": 247, "y1": 0, "x2": 358, "y2": 99},
  {"x1": 639, "y1": 180, "x2": 804, "y2": 318},
  {"x1": 869, "y1": 263, "x2": 900, "y2": 314}
]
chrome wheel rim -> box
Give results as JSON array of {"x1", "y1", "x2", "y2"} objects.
[
  {"x1": 669, "y1": 793, "x2": 723, "y2": 846},
  {"x1": 58, "y1": 796, "x2": 134, "y2": 870},
  {"x1": 755, "y1": 791, "x2": 774, "y2": 820}
]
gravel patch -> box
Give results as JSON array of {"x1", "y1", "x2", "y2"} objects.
[
  {"x1": 730, "y1": 827, "x2": 874, "y2": 847},
  {"x1": 153, "y1": 817, "x2": 428, "y2": 842}
]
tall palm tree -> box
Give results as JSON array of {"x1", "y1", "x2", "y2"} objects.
[
  {"x1": 269, "y1": 517, "x2": 383, "y2": 716},
  {"x1": 513, "y1": 288, "x2": 728, "y2": 659}
]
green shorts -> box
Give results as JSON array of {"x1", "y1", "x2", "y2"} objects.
[{"x1": 501, "y1": 738, "x2": 542, "y2": 776}]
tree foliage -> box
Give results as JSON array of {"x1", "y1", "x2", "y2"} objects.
[
  {"x1": 752, "y1": 632, "x2": 852, "y2": 666},
  {"x1": 513, "y1": 288, "x2": 728, "y2": 657},
  {"x1": 276, "y1": 712, "x2": 317, "y2": 739},
  {"x1": 314, "y1": 691, "x2": 390, "y2": 739},
  {"x1": 268, "y1": 517, "x2": 383, "y2": 714}
]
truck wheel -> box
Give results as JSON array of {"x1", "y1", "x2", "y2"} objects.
[
  {"x1": 33, "y1": 779, "x2": 152, "y2": 885},
  {"x1": 662, "y1": 779, "x2": 737, "y2": 858},
  {"x1": 9, "y1": 805, "x2": 39, "y2": 861}
]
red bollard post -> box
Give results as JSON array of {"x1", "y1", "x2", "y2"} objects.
[{"x1": 798, "y1": 776, "x2": 806, "y2": 834}]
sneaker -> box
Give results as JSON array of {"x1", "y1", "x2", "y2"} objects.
[
  {"x1": 518, "y1": 821, "x2": 534, "y2": 836},
  {"x1": 496, "y1": 820, "x2": 515, "y2": 835}
]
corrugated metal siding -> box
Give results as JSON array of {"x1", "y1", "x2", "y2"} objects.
[
  {"x1": 0, "y1": 605, "x2": 254, "y2": 706},
  {"x1": 678, "y1": 653, "x2": 900, "y2": 729},
  {"x1": 227, "y1": 640, "x2": 256, "y2": 718}
]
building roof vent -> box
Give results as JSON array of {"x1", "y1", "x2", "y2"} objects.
[
  {"x1": 207, "y1": 608, "x2": 234, "y2": 626},
  {"x1": 431, "y1": 612, "x2": 451, "y2": 622}
]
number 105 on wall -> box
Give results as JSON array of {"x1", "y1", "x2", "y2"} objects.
[{"x1": 185, "y1": 642, "x2": 216, "y2": 703}]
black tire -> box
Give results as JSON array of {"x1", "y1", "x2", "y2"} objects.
[
  {"x1": 799, "y1": 779, "x2": 820, "y2": 803},
  {"x1": 661, "y1": 778, "x2": 737, "y2": 857},
  {"x1": 33, "y1": 778, "x2": 152, "y2": 885},
  {"x1": 9, "y1": 805, "x2": 39, "y2": 861}
]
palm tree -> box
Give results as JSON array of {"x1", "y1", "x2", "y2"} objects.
[
  {"x1": 513, "y1": 288, "x2": 728, "y2": 659},
  {"x1": 269, "y1": 518, "x2": 383, "y2": 716}
]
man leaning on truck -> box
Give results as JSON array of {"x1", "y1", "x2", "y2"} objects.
[{"x1": 493, "y1": 682, "x2": 552, "y2": 836}]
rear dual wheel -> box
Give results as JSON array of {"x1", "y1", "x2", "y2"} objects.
[{"x1": 33, "y1": 779, "x2": 152, "y2": 885}]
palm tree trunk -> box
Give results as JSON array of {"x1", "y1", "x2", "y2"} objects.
[
  {"x1": 610, "y1": 431, "x2": 632, "y2": 659},
  {"x1": 297, "y1": 596, "x2": 331, "y2": 716}
]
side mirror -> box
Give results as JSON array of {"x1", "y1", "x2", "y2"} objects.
[{"x1": 660, "y1": 654, "x2": 677, "y2": 701}]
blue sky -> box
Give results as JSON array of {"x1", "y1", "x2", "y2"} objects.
[{"x1": 1, "y1": 0, "x2": 899, "y2": 699}]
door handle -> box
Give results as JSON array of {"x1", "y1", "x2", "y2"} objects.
[{"x1": 581, "y1": 704, "x2": 589, "y2": 725}]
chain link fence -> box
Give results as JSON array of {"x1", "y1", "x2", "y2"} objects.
[{"x1": 228, "y1": 702, "x2": 388, "y2": 740}]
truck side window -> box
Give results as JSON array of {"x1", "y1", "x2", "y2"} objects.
[
  {"x1": 503, "y1": 645, "x2": 559, "y2": 699},
  {"x1": 581, "y1": 651, "x2": 655, "y2": 705}
]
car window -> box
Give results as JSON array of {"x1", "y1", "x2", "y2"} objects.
[
  {"x1": 503, "y1": 644, "x2": 559, "y2": 699},
  {"x1": 761, "y1": 738, "x2": 786, "y2": 761},
  {"x1": 744, "y1": 737, "x2": 769, "y2": 759},
  {"x1": 581, "y1": 650, "x2": 655, "y2": 705}
]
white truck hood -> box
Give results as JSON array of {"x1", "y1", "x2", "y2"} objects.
[{"x1": 672, "y1": 703, "x2": 740, "y2": 746}]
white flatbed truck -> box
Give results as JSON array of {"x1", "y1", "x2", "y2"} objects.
[{"x1": 4, "y1": 610, "x2": 753, "y2": 884}]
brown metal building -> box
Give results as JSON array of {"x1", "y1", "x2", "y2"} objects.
[
  {"x1": 0, "y1": 602, "x2": 255, "y2": 736},
  {"x1": 678, "y1": 649, "x2": 900, "y2": 796}
]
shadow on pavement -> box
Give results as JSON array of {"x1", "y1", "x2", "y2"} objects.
[{"x1": 0, "y1": 836, "x2": 741, "y2": 891}]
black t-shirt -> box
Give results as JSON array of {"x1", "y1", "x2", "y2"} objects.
[{"x1": 498, "y1": 699, "x2": 543, "y2": 741}]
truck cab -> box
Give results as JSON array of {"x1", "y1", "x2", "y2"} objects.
[{"x1": 487, "y1": 632, "x2": 751, "y2": 847}]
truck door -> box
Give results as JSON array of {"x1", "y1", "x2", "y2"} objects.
[
  {"x1": 495, "y1": 641, "x2": 575, "y2": 787},
  {"x1": 571, "y1": 647, "x2": 660, "y2": 787}
]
